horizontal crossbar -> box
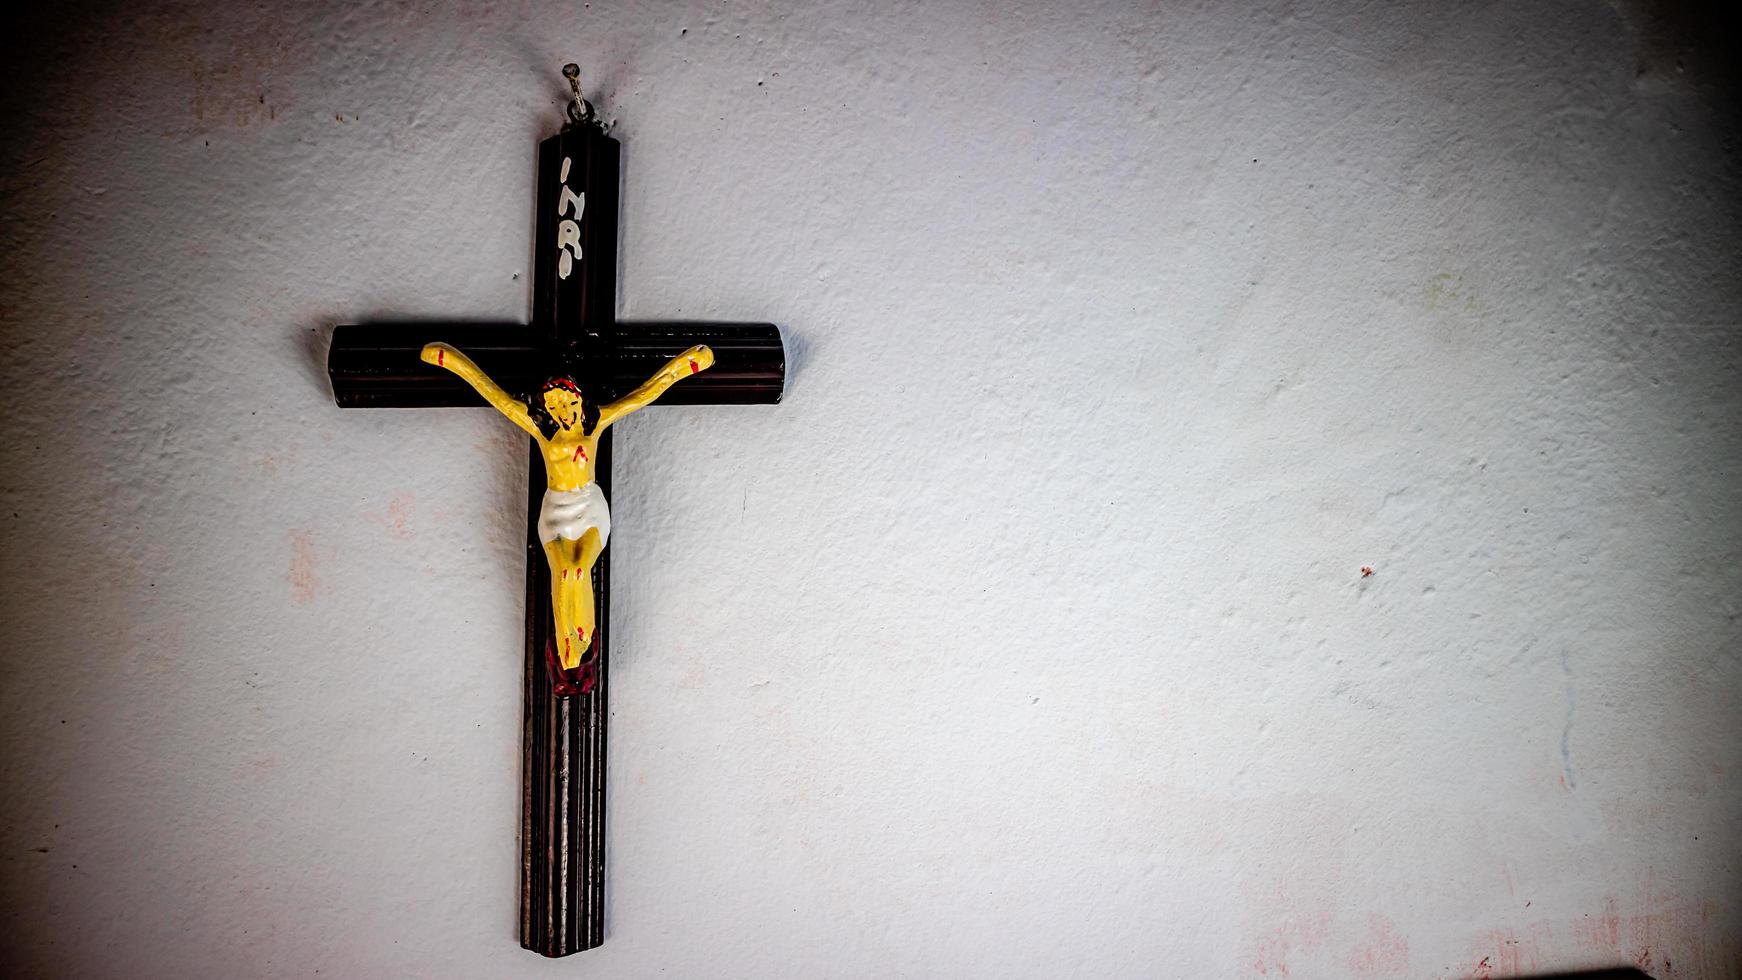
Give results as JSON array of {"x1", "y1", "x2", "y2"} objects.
[{"x1": 328, "y1": 321, "x2": 786, "y2": 407}]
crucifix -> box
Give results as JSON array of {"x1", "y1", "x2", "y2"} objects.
[{"x1": 325, "y1": 65, "x2": 785, "y2": 956}]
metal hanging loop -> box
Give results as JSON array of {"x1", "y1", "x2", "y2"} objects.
[{"x1": 563, "y1": 63, "x2": 596, "y2": 127}]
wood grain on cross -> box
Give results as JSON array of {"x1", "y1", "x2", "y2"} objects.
[{"x1": 326, "y1": 102, "x2": 784, "y2": 957}]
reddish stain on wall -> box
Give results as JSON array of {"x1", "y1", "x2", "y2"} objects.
[
  {"x1": 180, "y1": 23, "x2": 293, "y2": 132},
  {"x1": 1572, "y1": 895, "x2": 1623, "y2": 951},
  {"x1": 1456, "y1": 897, "x2": 1739, "y2": 979},
  {"x1": 254, "y1": 444, "x2": 299, "y2": 475},
  {"x1": 1582, "y1": 893, "x2": 1737, "y2": 978},
  {"x1": 1465, "y1": 924, "x2": 1552, "y2": 978},
  {"x1": 1347, "y1": 913, "x2": 1409, "y2": 975},
  {"x1": 288, "y1": 529, "x2": 321, "y2": 605},
  {"x1": 1250, "y1": 909, "x2": 1333, "y2": 975},
  {"x1": 363, "y1": 492, "x2": 417, "y2": 540}
]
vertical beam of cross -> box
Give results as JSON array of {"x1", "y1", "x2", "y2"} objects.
[{"x1": 518, "y1": 118, "x2": 617, "y2": 956}]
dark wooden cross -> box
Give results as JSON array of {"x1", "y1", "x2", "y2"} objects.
[{"x1": 325, "y1": 76, "x2": 785, "y2": 957}]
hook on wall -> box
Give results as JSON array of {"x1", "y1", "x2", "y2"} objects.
[{"x1": 562, "y1": 62, "x2": 597, "y2": 129}]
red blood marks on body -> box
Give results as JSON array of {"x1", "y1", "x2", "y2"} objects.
[
  {"x1": 572, "y1": 445, "x2": 587, "y2": 462},
  {"x1": 545, "y1": 635, "x2": 578, "y2": 696},
  {"x1": 437, "y1": 348, "x2": 444, "y2": 366},
  {"x1": 539, "y1": 631, "x2": 598, "y2": 696},
  {"x1": 688, "y1": 358, "x2": 699, "y2": 374}
]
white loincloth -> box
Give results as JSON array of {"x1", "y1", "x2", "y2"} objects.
[{"x1": 537, "y1": 482, "x2": 612, "y2": 547}]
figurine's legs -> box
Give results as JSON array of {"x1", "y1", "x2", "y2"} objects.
[{"x1": 544, "y1": 528, "x2": 605, "y2": 670}]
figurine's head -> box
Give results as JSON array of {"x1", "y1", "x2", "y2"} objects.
[{"x1": 529, "y1": 376, "x2": 598, "y2": 438}]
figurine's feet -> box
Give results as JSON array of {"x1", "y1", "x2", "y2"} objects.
[{"x1": 545, "y1": 633, "x2": 600, "y2": 697}]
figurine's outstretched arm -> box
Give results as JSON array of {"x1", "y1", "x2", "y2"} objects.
[
  {"x1": 421, "y1": 342, "x2": 544, "y2": 441},
  {"x1": 598, "y1": 345, "x2": 714, "y2": 429}
]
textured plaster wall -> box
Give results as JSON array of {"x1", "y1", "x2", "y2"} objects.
[{"x1": 2, "y1": 1, "x2": 1739, "y2": 977}]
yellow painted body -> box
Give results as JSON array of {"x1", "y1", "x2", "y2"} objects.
[{"x1": 420, "y1": 341, "x2": 714, "y2": 670}]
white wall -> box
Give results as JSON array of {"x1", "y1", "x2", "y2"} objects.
[{"x1": 2, "y1": 1, "x2": 1738, "y2": 976}]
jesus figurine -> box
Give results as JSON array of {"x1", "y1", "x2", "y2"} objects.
[{"x1": 421, "y1": 341, "x2": 715, "y2": 695}]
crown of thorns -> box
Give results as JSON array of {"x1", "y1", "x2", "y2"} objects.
[{"x1": 540, "y1": 377, "x2": 584, "y2": 396}]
